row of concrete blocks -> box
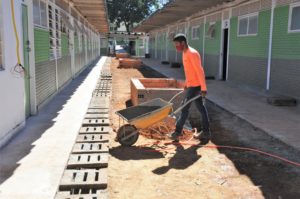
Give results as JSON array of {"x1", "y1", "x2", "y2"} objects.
[
  {"x1": 93, "y1": 72, "x2": 112, "y2": 98},
  {"x1": 55, "y1": 62, "x2": 113, "y2": 199}
]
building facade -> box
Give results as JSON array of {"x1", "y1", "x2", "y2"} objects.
[
  {"x1": 0, "y1": 0, "x2": 108, "y2": 148},
  {"x1": 145, "y1": 0, "x2": 300, "y2": 99}
]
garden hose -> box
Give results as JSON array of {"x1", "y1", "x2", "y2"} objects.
[{"x1": 10, "y1": 0, "x2": 25, "y2": 76}]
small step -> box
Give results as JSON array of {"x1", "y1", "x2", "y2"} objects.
[
  {"x1": 82, "y1": 119, "x2": 110, "y2": 126},
  {"x1": 267, "y1": 95, "x2": 297, "y2": 106},
  {"x1": 59, "y1": 169, "x2": 107, "y2": 189},
  {"x1": 67, "y1": 153, "x2": 109, "y2": 169},
  {"x1": 79, "y1": 126, "x2": 111, "y2": 134},
  {"x1": 72, "y1": 143, "x2": 109, "y2": 154},
  {"x1": 76, "y1": 134, "x2": 109, "y2": 143}
]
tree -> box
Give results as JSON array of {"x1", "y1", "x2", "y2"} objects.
[{"x1": 107, "y1": 0, "x2": 160, "y2": 33}]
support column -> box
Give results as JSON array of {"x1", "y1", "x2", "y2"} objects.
[{"x1": 266, "y1": 0, "x2": 276, "y2": 90}]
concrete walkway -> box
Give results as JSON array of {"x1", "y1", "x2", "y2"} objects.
[
  {"x1": 142, "y1": 58, "x2": 300, "y2": 151},
  {"x1": 0, "y1": 57, "x2": 106, "y2": 199}
]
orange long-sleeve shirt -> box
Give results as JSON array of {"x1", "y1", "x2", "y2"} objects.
[{"x1": 182, "y1": 47, "x2": 207, "y2": 91}]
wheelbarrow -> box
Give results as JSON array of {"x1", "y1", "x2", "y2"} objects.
[{"x1": 115, "y1": 91, "x2": 203, "y2": 146}]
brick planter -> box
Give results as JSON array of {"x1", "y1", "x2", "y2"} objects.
[
  {"x1": 131, "y1": 78, "x2": 185, "y2": 109},
  {"x1": 119, "y1": 58, "x2": 143, "y2": 68},
  {"x1": 116, "y1": 53, "x2": 130, "y2": 59}
]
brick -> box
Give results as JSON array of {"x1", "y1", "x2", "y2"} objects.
[
  {"x1": 72, "y1": 143, "x2": 109, "y2": 154},
  {"x1": 76, "y1": 134, "x2": 109, "y2": 143},
  {"x1": 59, "y1": 169, "x2": 107, "y2": 189},
  {"x1": 67, "y1": 153, "x2": 109, "y2": 169}
]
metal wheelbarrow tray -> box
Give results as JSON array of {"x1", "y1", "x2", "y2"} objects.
[
  {"x1": 116, "y1": 98, "x2": 172, "y2": 129},
  {"x1": 115, "y1": 98, "x2": 172, "y2": 146}
]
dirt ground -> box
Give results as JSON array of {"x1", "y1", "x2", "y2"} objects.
[{"x1": 108, "y1": 58, "x2": 300, "y2": 199}]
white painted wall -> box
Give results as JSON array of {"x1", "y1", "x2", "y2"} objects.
[{"x1": 0, "y1": 0, "x2": 25, "y2": 147}]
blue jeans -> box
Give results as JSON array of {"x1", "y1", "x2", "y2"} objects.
[{"x1": 175, "y1": 86, "x2": 210, "y2": 133}]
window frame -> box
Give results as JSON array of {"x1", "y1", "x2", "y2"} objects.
[
  {"x1": 206, "y1": 22, "x2": 216, "y2": 39},
  {"x1": 191, "y1": 25, "x2": 200, "y2": 40},
  {"x1": 33, "y1": 0, "x2": 49, "y2": 29},
  {"x1": 237, "y1": 12, "x2": 258, "y2": 37},
  {"x1": 48, "y1": 2, "x2": 62, "y2": 60},
  {"x1": 288, "y1": 2, "x2": 300, "y2": 33}
]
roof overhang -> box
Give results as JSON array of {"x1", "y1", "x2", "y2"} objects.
[
  {"x1": 134, "y1": 0, "x2": 235, "y2": 33},
  {"x1": 70, "y1": 0, "x2": 109, "y2": 33}
]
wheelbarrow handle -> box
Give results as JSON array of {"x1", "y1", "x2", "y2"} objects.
[
  {"x1": 171, "y1": 94, "x2": 203, "y2": 116},
  {"x1": 168, "y1": 90, "x2": 185, "y2": 103}
]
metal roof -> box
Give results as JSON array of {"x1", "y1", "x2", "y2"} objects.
[
  {"x1": 71, "y1": 0, "x2": 109, "y2": 33},
  {"x1": 134, "y1": 0, "x2": 234, "y2": 32}
]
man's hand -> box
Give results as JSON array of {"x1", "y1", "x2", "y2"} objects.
[{"x1": 201, "y1": 91, "x2": 207, "y2": 97}]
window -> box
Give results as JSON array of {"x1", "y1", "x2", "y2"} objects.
[
  {"x1": 33, "y1": 0, "x2": 48, "y2": 28},
  {"x1": 238, "y1": 13, "x2": 258, "y2": 36},
  {"x1": 48, "y1": 3, "x2": 61, "y2": 59},
  {"x1": 206, "y1": 23, "x2": 216, "y2": 38},
  {"x1": 289, "y1": 4, "x2": 300, "y2": 32},
  {"x1": 191, "y1": 26, "x2": 200, "y2": 40}
]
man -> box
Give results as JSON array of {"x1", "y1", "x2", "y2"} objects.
[{"x1": 169, "y1": 33, "x2": 211, "y2": 142}]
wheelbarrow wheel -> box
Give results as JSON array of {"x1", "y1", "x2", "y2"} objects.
[{"x1": 117, "y1": 124, "x2": 139, "y2": 146}]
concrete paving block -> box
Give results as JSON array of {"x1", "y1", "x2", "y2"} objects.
[
  {"x1": 101, "y1": 73, "x2": 112, "y2": 78},
  {"x1": 67, "y1": 153, "x2": 109, "y2": 169},
  {"x1": 96, "y1": 84, "x2": 112, "y2": 88},
  {"x1": 59, "y1": 169, "x2": 107, "y2": 189},
  {"x1": 92, "y1": 92, "x2": 111, "y2": 98},
  {"x1": 76, "y1": 134, "x2": 109, "y2": 143},
  {"x1": 72, "y1": 143, "x2": 109, "y2": 154},
  {"x1": 99, "y1": 78, "x2": 112, "y2": 81},
  {"x1": 93, "y1": 90, "x2": 111, "y2": 93},
  {"x1": 97, "y1": 81, "x2": 111, "y2": 85},
  {"x1": 82, "y1": 119, "x2": 110, "y2": 126},
  {"x1": 84, "y1": 113, "x2": 109, "y2": 119},
  {"x1": 95, "y1": 85, "x2": 112, "y2": 90},
  {"x1": 94, "y1": 88, "x2": 111, "y2": 92},
  {"x1": 55, "y1": 189, "x2": 108, "y2": 199},
  {"x1": 87, "y1": 108, "x2": 109, "y2": 114},
  {"x1": 79, "y1": 126, "x2": 111, "y2": 134},
  {"x1": 89, "y1": 98, "x2": 110, "y2": 108}
]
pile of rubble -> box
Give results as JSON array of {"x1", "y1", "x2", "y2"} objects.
[{"x1": 139, "y1": 117, "x2": 195, "y2": 141}]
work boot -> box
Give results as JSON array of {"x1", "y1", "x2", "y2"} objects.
[
  {"x1": 193, "y1": 130, "x2": 211, "y2": 140},
  {"x1": 168, "y1": 131, "x2": 182, "y2": 142}
]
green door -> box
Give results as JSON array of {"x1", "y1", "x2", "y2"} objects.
[{"x1": 22, "y1": 5, "x2": 30, "y2": 118}]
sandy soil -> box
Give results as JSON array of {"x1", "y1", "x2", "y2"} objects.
[{"x1": 107, "y1": 58, "x2": 300, "y2": 199}]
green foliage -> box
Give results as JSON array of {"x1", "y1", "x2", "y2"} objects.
[{"x1": 107, "y1": 0, "x2": 159, "y2": 33}]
